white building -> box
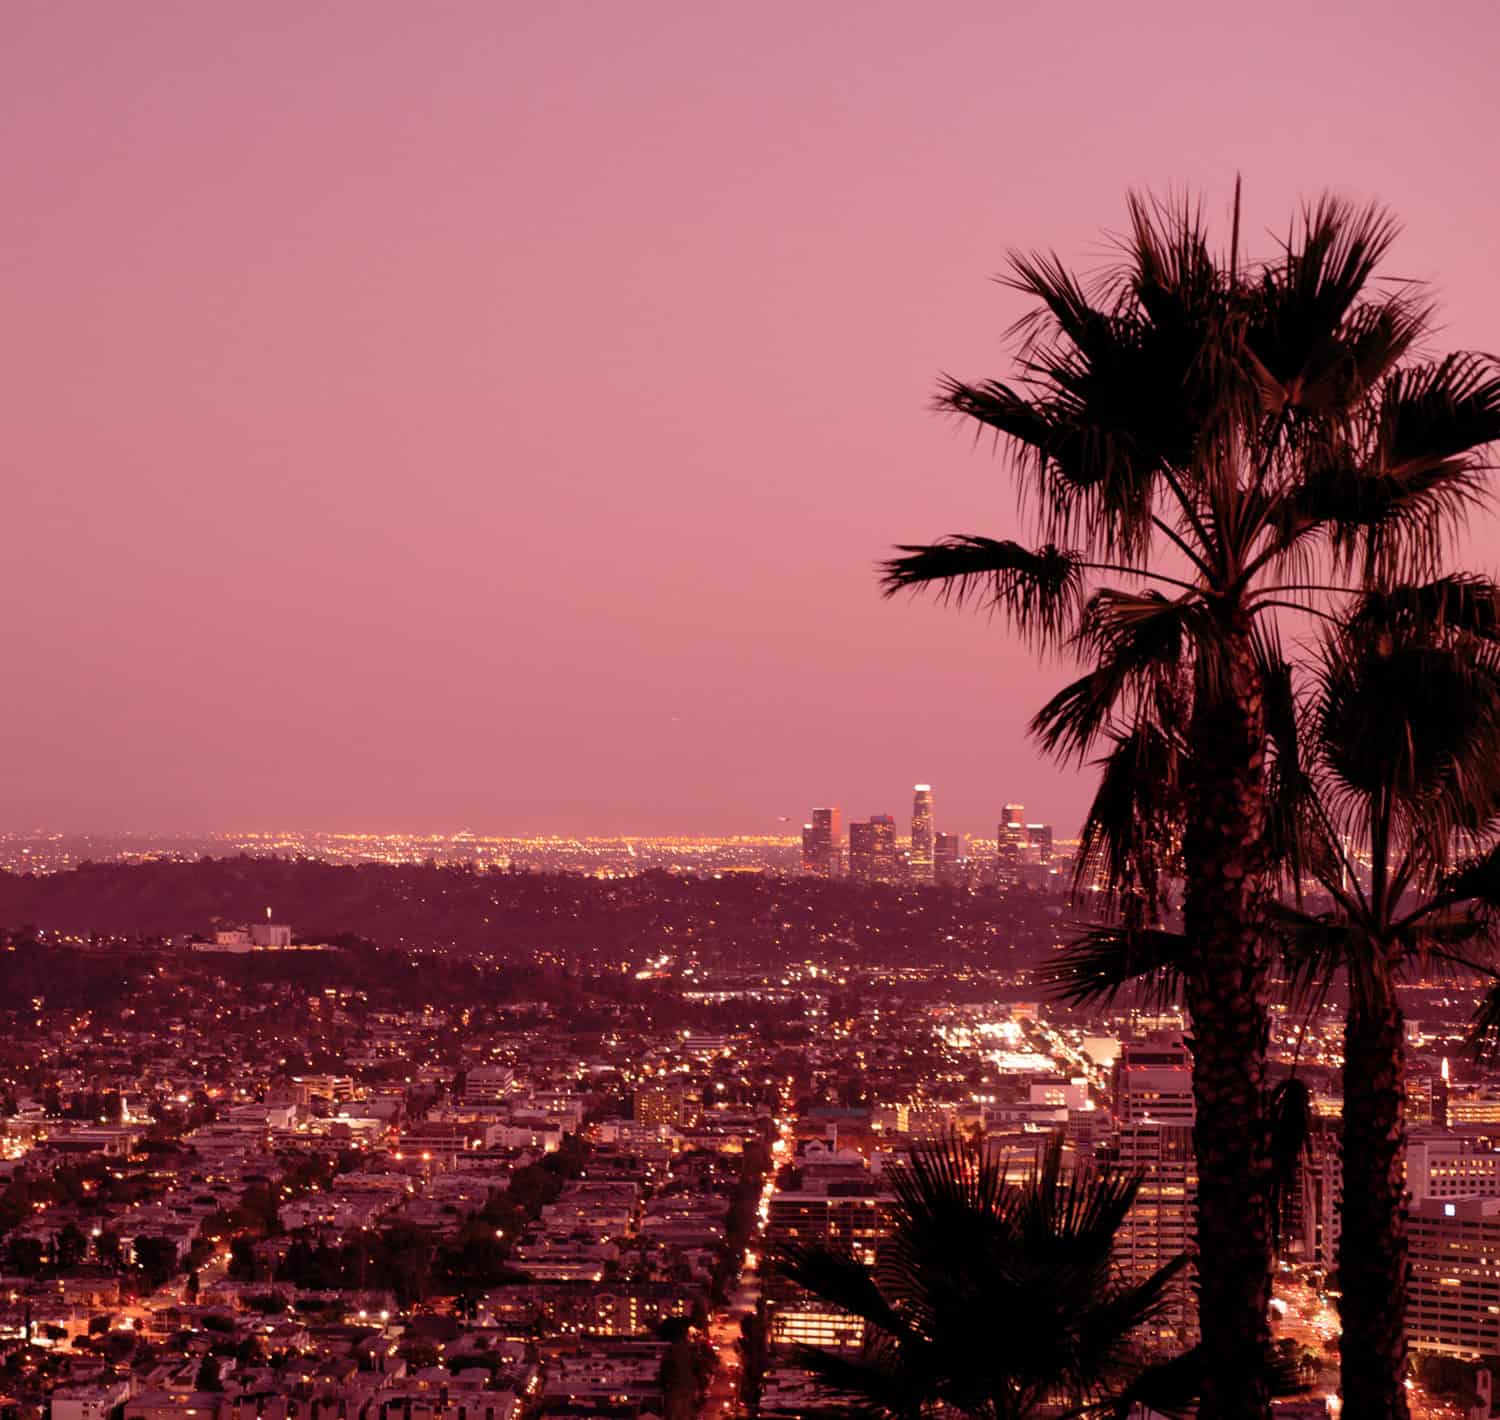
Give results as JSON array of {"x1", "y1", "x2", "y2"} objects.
[
  {"x1": 1408, "y1": 1196, "x2": 1500, "y2": 1357},
  {"x1": 51, "y1": 1380, "x2": 133, "y2": 1420},
  {"x1": 1408, "y1": 1130, "x2": 1500, "y2": 1202},
  {"x1": 1114, "y1": 1036, "x2": 1194, "y2": 1124}
]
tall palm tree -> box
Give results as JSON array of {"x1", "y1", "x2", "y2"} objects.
[
  {"x1": 1047, "y1": 576, "x2": 1500, "y2": 1420},
  {"x1": 882, "y1": 188, "x2": 1500, "y2": 1420},
  {"x1": 1277, "y1": 587, "x2": 1500, "y2": 1420},
  {"x1": 771, "y1": 1133, "x2": 1189, "y2": 1420}
]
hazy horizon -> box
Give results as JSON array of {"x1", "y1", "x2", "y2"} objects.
[{"x1": 0, "y1": 815, "x2": 1073, "y2": 842}]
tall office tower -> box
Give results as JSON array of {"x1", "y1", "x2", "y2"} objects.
[
  {"x1": 1026, "y1": 822, "x2": 1054, "y2": 867},
  {"x1": 1408, "y1": 1197, "x2": 1500, "y2": 1356},
  {"x1": 869, "y1": 814, "x2": 897, "y2": 880},
  {"x1": 996, "y1": 804, "x2": 1028, "y2": 886},
  {"x1": 1113, "y1": 1036, "x2": 1195, "y2": 1124},
  {"x1": 933, "y1": 831, "x2": 966, "y2": 885},
  {"x1": 909, "y1": 785, "x2": 934, "y2": 882},
  {"x1": 801, "y1": 806, "x2": 841, "y2": 876},
  {"x1": 849, "y1": 815, "x2": 898, "y2": 882},
  {"x1": 847, "y1": 820, "x2": 876, "y2": 881},
  {"x1": 1105, "y1": 1121, "x2": 1199, "y2": 1347},
  {"x1": 1099, "y1": 1036, "x2": 1199, "y2": 1346}
]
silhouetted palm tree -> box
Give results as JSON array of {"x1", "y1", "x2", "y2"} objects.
[
  {"x1": 1048, "y1": 576, "x2": 1500, "y2": 1420},
  {"x1": 882, "y1": 187, "x2": 1500, "y2": 1420},
  {"x1": 771, "y1": 1133, "x2": 1188, "y2": 1419},
  {"x1": 1278, "y1": 586, "x2": 1500, "y2": 1420}
]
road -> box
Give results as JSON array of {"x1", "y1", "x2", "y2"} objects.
[
  {"x1": 701, "y1": 1265, "x2": 761, "y2": 1418},
  {"x1": 698, "y1": 1112, "x2": 787, "y2": 1418}
]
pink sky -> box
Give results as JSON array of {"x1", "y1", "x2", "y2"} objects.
[{"x1": 5, "y1": 0, "x2": 1500, "y2": 837}]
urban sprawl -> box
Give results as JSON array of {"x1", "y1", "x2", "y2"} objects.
[{"x1": 0, "y1": 796, "x2": 1492, "y2": 1420}]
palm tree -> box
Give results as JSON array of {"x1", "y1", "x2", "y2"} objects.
[
  {"x1": 771, "y1": 1133, "x2": 1189, "y2": 1419},
  {"x1": 1047, "y1": 575, "x2": 1500, "y2": 1420},
  {"x1": 1277, "y1": 587, "x2": 1500, "y2": 1420},
  {"x1": 882, "y1": 188, "x2": 1500, "y2": 1420}
]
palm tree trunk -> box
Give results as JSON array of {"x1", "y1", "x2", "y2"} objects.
[
  {"x1": 1182, "y1": 617, "x2": 1273, "y2": 1420},
  {"x1": 1339, "y1": 974, "x2": 1409, "y2": 1420}
]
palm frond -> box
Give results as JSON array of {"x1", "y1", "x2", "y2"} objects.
[
  {"x1": 1350, "y1": 574, "x2": 1500, "y2": 643},
  {"x1": 1313, "y1": 633, "x2": 1500, "y2": 871},
  {"x1": 1257, "y1": 631, "x2": 1324, "y2": 898},
  {"x1": 1072, "y1": 721, "x2": 1184, "y2": 920},
  {"x1": 1467, "y1": 980, "x2": 1500, "y2": 1062},
  {"x1": 1266, "y1": 901, "x2": 1364, "y2": 1008},
  {"x1": 1066, "y1": 1252, "x2": 1192, "y2": 1406},
  {"x1": 1288, "y1": 455, "x2": 1484, "y2": 584},
  {"x1": 1378, "y1": 353, "x2": 1500, "y2": 481},
  {"x1": 788, "y1": 1341, "x2": 926, "y2": 1420},
  {"x1": 942, "y1": 196, "x2": 1240, "y2": 564},
  {"x1": 1445, "y1": 842, "x2": 1500, "y2": 912},
  {"x1": 1287, "y1": 353, "x2": 1500, "y2": 581},
  {"x1": 1247, "y1": 195, "x2": 1408, "y2": 415},
  {"x1": 1040, "y1": 926, "x2": 1188, "y2": 1009},
  {"x1": 937, "y1": 369, "x2": 1168, "y2": 562},
  {"x1": 1009, "y1": 1134, "x2": 1141, "y2": 1267},
  {"x1": 1030, "y1": 589, "x2": 1194, "y2": 761},
  {"x1": 1102, "y1": 1345, "x2": 1203, "y2": 1420},
  {"x1": 1100, "y1": 1338, "x2": 1308, "y2": 1420},
  {"x1": 772, "y1": 1242, "x2": 907, "y2": 1339},
  {"x1": 1002, "y1": 249, "x2": 1114, "y2": 357},
  {"x1": 878, "y1": 535, "x2": 1083, "y2": 647}
]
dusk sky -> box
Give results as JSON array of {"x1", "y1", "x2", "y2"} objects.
[{"x1": 6, "y1": 0, "x2": 1500, "y2": 836}]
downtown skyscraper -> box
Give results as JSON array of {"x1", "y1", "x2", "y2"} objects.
[
  {"x1": 909, "y1": 784, "x2": 934, "y2": 883},
  {"x1": 800, "y1": 807, "x2": 842, "y2": 877},
  {"x1": 848, "y1": 814, "x2": 898, "y2": 882},
  {"x1": 934, "y1": 830, "x2": 966, "y2": 885}
]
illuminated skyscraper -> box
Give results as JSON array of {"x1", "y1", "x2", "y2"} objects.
[
  {"x1": 909, "y1": 785, "x2": 934, "y2": 882},
  {"x1": 997, "y1": 803, "x2": 1027, "y2": 885},
  {"x1": 1103, "y1": 1035, "x2": 1198, "y2": 1344},
  {"x1": 934, "y1": 831, "x2": 965, "y2": 886},
  {"x1": 870, "y1": 815, "x2": 897, "y2": 879},
  {"x1": 801, "y1": 806, "x2": 841, "y2": 877},
  {"x1": 849, "y1": 815, "x2": 898, "y2": 882},
  {"x1": 1107, "y1": 1122, "x2": 1198, "y2": 1346}
]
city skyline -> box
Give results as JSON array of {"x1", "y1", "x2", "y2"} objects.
[{"x1": 0, "y1": 781, "x2": 1071, "y2": 847}]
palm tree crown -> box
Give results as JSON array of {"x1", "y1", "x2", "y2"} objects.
[{"x1": 771, "y1": 1133, "x2": 1186, "y2": 1420}]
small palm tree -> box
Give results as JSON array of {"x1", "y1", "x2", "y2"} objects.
[
  {"x1": 883, "y1": 188, "x2": 1500, "y2": 1420},
  {"x1": 770, "y1": 1133, "x2": 1188, "y2": 1420},
  {"x1": 1047, "y1": 576, "x2": 1500, "y2": 1420}
]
